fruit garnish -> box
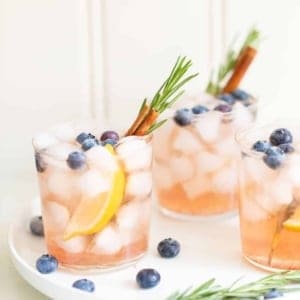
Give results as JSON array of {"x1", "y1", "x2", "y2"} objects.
[
  {"x1": 36, "y1": 254, "x2": 58, "y2": 274},
  {"x1": 214, "y1": 104, "x2": 232, "y2": 113},
  {"x1": 63, "y1": 147, "x2": 125, "y2": 240},
  {"x1": 104, "y1": 143, "x2": 115, "y2": 154},
  {"x1": 136, "y1": 268, "x2": 161, "y2": 289},
  {"x1": 126, "y1": 56, "x2": 198, "y2": 136},
  {"x1": 72, "y1": 279, "x2": 95, "y2": 293},
  {"x1": 30, "y1": 216, "x2": 44, "y2": 237},
  {"x1": 283, "y1": 207, "x2": 300, "y2": 231},
  {"x1": 270, "y1": 128, "x2": 293, "y2": 146},
  {"x1": 157, "y1": 238, "x2": 180, "y2": 258},
  {"x1": 35, "y1": 152, "x2": 46, "y2": 173},
  {"x1": 206, "y1": 27, "x2": 261, "y2": 96},
  {"x1": 100, "y1": 130, "x2": 119, "y2": 142},
  {"x1": 173, "y1": 108, "x2": 193, "y2": 126},
  {"x1": 66, "y1": 151, "x2": 86, "y2": 170},
  {"x1": 252, "y1": 140, "x2": 270, "y2": 153}
]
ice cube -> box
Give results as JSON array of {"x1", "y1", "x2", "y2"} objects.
[
  {"x1": 47, "y1": 169, "x2": 78, "y2": 199},
  {"x1": 33, "y1": 133, "x2": 58, "y2": 151},
  {"x1": 213, "y1": 136, "x2": 238, "y2": 158},
  {"x1": 286, "y1": 154, "x2": 300, "y2": 187},
  {"x1": 169, "y1": 155, "x2": 195, "y2": 182},
  {"x1": 125, "y1": 171, "x2": 152, "y2": 197},
  {"x1": 241, "y1": 198, "x2": 269, "y2": 222},
  {"x1": 211, "y1": 166, "x2": 237, "y2": 194},
  {"x1": 86, "y1": 146, "x2": 118, "y2": 173},
  {"x1": 117, "y1": 143, "x2": 152, "y2": 172},
  {"x1": 195, "y1": 151, "x2": 224, "y2": 174},
  {"x1": 50, "y1": 123, "x2": 76, "y2": 143},
  {"x1": 172, "y1": 128, "x2": 202, "y2": 154},
  {"x1": 153, "y1": 163, "x2": 173, "y2": 189},
  {"x1": 269, "y1": 178, "x2": 293, "y2": 206},
  {"x1": 193, "y1": 111, "x2": 221, "y2": 143},
  {"x1": 58, "y1": 235, "x2": 89, "y2": 253},
  {"x1": 45, "y1": 143, "x2": 78, "y2": 160},
  {"x1": 181, "y1": 174, "x2": 210, "y2": 199},
  {"x1": 232, "y1": 102, "x2": 253, "y2": 130},
  {"x1": 153, "y1": 120, "x2": 176, "y2": 162},
  {"x1": 44, "y1": 201, "x2": 70, "y2": 231},
  {"x1": 79, "y1": 169, "x2": 110, "y2": 197},
  {"x1": 116, "y1": 200, "x2": 150, "y2": 246},
  {"x1": 91, "y1": 224, "x2": 122, "y2": 254}
]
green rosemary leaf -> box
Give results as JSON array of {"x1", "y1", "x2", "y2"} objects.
[{"x1": 146, "y1": 119, "x2": 167, "y2": 134}]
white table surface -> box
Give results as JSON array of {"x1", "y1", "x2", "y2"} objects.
[{"x1": 1, "y1": 173, "x2": 300, "y2": 300}]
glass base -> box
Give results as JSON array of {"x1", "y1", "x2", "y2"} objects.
[
  {"x1": 59, "y1": 252, "x2": 146, "y2": 274},
  {"x1": 159, "y1": 205, "x2": 237, "y2": 222},
  {"x1": 243, "y1": 255, "x2": 294, "y2": 272}
]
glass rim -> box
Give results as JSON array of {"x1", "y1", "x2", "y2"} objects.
[{"x1": 32, "y1": 121, "x2": 153, "y2": 161}]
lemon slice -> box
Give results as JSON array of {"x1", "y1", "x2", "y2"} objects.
[
  {"x1": 283, "y1": 207, "x2": 300, "y2": 231},
  {"x1": 63, "y1": 147, "x2": 125, "y2": 240}
]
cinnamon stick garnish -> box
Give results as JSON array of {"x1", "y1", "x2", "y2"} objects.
[
  {"x1": 125, "y1": 104, "x2": 150, "y2": 136},
  {"x1": 134, "y1": 109, "x2": 159, "y2": 136},
  {"x1": 222, "y1": 46, "x2": 257, "y2": 93}
]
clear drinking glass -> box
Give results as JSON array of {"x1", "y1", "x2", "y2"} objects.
[
  {"x1": 237, "y1": 121, "x2": 300, "y2": 270},
  {"x1": 153, "y1": 93, "x2": 257, "y2": 220},
  {"x1": 33, "y1": 122, "x2": 152, "y2": 270}
]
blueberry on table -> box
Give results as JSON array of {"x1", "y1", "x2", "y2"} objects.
[
  {"x1": 214, "y1": 104, "x2": 232, "y2": 113},
  {"x1": 81, "y1": 138, "x2": 97, "y2": 151},
  {"x1": 157, "y1": 238, "x2": 180, "y2": 258},
  {"x1": 35, "y1": 152, "x2": 46, "y2": 173},
  {"x1": 264, "y1": 288, "x2": 283, "y2": 299},
  {"x1": 252, "y1": 140, "x2": 270, "y2": 153},
  {"x1": 36, "y1": 254, "x2": 58, "y2": 274},
  {"x1": 76, "y1": 132, "x2": 89, "y2": 144},
  {"x1": 67, "y1": 151, "x2": 86, "y2": 170},
  {"x1": 231, "y1": 89, "x2": 250, "y2": 101},
  {"x1": 136, "y1": 269, "x2": 161, "y2": 289},
  {"x1": 100, "y1": 130, "x2": 119, "y2": 142},
  {"x1": 102, "y1": 138, "x2": 117, "y2": 146},
  {"x1": 192, "y1": 105, "x2": 209, "y2": 115},
  {"x1": 174, "y1": 108, "x2": 193, "y2": 126},
  {"x1": 269, "y1": 128, "x2": 293, "y2": 146},
  {"x1": 217, "y1": 93, "x2": 236, "y2": 105},
  {"x1": 72, "y1": 279, "x2": 95, "y2": 293},
  {"x1": 30, "y1": 216, "x2": 44, "y2": 237},
  {"x1": 278, "y1": 143, "x2": 295, "y2": 153}
]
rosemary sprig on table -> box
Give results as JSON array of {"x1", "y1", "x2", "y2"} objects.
[
  {"x1": 126, "y1": 56, "x2": 198, "y2": 136},
  {"x1": 206, "y1": 27, "x2": 261, "y2": 96},
  {"x1": 166, "y1": 271, "x2": 300, "y2": 300}
]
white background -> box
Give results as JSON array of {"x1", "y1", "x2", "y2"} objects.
[{"x1": 1, "y1": 0, "x2": 300, "y2": 299}]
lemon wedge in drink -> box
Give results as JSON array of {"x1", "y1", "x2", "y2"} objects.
[
  {"x1": 63, "y1": 146, "x2": 125, "y2": 240},
  {"x1": 283, "y1": 207, "x2": 300, "y2": 231}
]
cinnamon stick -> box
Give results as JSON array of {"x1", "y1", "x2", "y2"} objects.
[
  {"x1": 134, "y1": 109, "x2": 159, "y2": 136},
  {"x1": 222, "y1": 46, "x2": 257, "y2": 93},
  {"x1": 125, "y1": 104, "x2": 150, "y2": 136}
]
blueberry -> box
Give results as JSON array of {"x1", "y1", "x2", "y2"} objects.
[
  {"x1": 30, "y1": 216, "x2": 44, "y2": 237},
  {"x1": 36, "y1": 254, "x2": 58, "y2": 274},
  {"x1": 67, "y1": 151, "x2": 86, "y2": 169},
  {"x1": 217, "y1": 93, "x2": 236, "y2": 105},
  {"x1": 72, "y1": 279, "x2": 95, "y2": 293},
  {"x1": 76, "y1": 132, "x2": 89, "y2": 144},
  {"x1": 270, "y1": 128, "x2": 293, "y2": 146},
  {"x1": 81, "y1": 138, "x2": 97, "y2": 151},
  {"x1": 136, "y1": 269, "x2": 161, "y2": 289},
  {"x1": 100, "y1": 130, "x2": 119, "y2": 142},
  {"x1": 157, "y1": 238, "x2": 180, "y2": 258},
  {"x1": 265, "y1": 146, "x2": 284, "y2": 156},
  {"x1": 174, "y1": 108, "x2": 193, "y2": 126},
  {"x1": 278, "y1": 143, "x2": 295, "y2": 153},
  {"x1": 192, "y1": 105, "x2": 209, "y2": 115},
  {"x1": 252, "y1": 140, "x2": 270, "y2": 153},
  {"x1": 231, "y1": 89, "x2": 250, "y2": 101},
  {"x1": 102, "y1": 138, "x2": 117, "y2": 146},
  {"x1": 264, "y1": 288, "x2": 283, "y2": 299},
  {"x1": 35, "y1": 152, "x2": 46, "y2": 173},
  {"x1": 214, "y1": 104, "x2": 232, "y2": 113},
  {"x1": 263, "y1": 154, "x2": 284, "y2": 170}
]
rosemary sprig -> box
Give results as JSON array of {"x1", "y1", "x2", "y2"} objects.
[
  {"x1": 205, "y1": 27, "x2": 261, "y2": 96},
  {"x1": 127, "y1": 56, "x2": 198, "y2": 136},
  {"x1": 167, "y1": 271, "x2": 300, "y2": 300}
]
